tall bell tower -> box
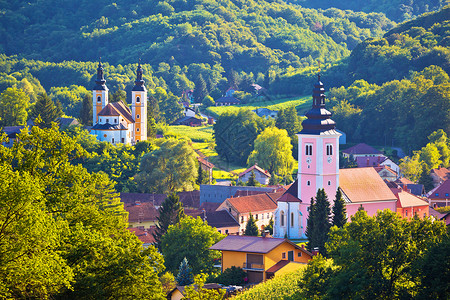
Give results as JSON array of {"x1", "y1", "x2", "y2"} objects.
[
  {"x1": 131, "y1": 60, "x2": 147, "y2": 143},
  {"x1": 92, "y1": 60, "x2": 109, "y2": 124},
  {"x1": 297, "y1": 75, "x2": 340, "y2": 235}
]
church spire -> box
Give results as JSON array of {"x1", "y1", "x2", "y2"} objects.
[
  {"x1": 93, "y1": 58, "x2": 107, "y2": 90},
  {"x1": 299, "y1": 75, "x2": 336, "y2": 135},
  {"x1": 133, "y1": 59, "x2": 146, "y2": 91}
]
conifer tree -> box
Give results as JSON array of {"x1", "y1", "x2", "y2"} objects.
[
  {"x1": 31, "y1": 93, "x2": 61, "y2": 128},
  {"x1": 244, "y1": 213, "x2": 259, "y2": 236},
  {"x1": 418, "y1": 164, "x2": 434, "y2": 192},
  {"x1": 193, "y1": 74, "x2": 208, "y2": 103},
  {"x1": 305, "y1": 197, "x2": 315, "y2": 252},
  {"x1": 264, "y1": 217, "x2": 274, "y2": 235},
  {"x1": 247, "y1": 170, "x2": 257, "y2": 186},
  {"x1": 196, "y1": 164, "x2": 203, "y2": 185},
  {"x1": 176, "y1": 257, "x2": 193, "y2": 286},
  {"x1": 307, "y1": 189, "x2": 331, "y2": 255},
  {"x1": 332, "y1": 189, "x2": 347, "y2": 228},
  {"x1": 147, "y1": 115, "x2": 156, "y2": 138},
  {"x1": 153, "y1": 193, "x2": 186, "y2": 251},
  {"x1": 358, "y1": 204, "x2": 365, "y2": 211},
  {"x1": 79, "y1": 94, "x2": 93, "y2": 126}
]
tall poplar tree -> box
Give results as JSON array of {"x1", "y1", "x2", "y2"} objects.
[
  {"x1": 79, "y1": 94, "x2": 93, "y2": 126},
  {"x1": 153, "y1": 193, "x2": 186, "y2": 251},
  {"x1": 332, "y1": 189, "x2": 347, "y2": 228}
]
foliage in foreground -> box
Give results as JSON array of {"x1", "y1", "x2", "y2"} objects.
[
  {"x1": 232, "y1": 268, "x2": 305, "y2": 300},
  {"x1": 300, "y1": 209, "x2": 448, "y2": 299},
  {"x1": 0, "y1": 123, "x2": 165, "y2": 299}
]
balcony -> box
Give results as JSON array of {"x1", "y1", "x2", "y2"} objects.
[{"x1": 243, "y1": 262, "x2": 264, "y2": 271}]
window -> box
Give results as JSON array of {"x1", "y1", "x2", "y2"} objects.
[
  {"x1": 225, "y1": 229, "x2": 229, "y2": 234},
  {"x1": 229, "y1": 207, "x2": 232, "y2": 213},
  {"x1": 136, "y1": 128, "x2": 140, "y2": 132},
  {"x1": 218, "y1": 230, "x2": 221, "y2": 234},
  {"x1": 405, "y1": 210, "x2": 408, "y2": 217},
  {"x1": 446, "y1": 193, "x2": 449, "y2": 197},
  {"x1": 136, "y1": 139, "x2": 139, "y2": 142},
  {"x1": 261, "y1": 213, "x2": 264, "y2": 220},
  {"x1": 112, "y1": 138, "x2": 115, "y2": 144},
  {"x1": 298, "y1": 252, "x2": 302, "y2": 257},
  {"x1": 136, "y1": 96, "x2": 140, "y2": 103},
  {"x1": 328, "y1": 181, "x2": 331, "y2": 186},
  {"x1": 307, "y1": 206, "x2": 310, "y2": 212},
  {"x1": 423, "y1": 213, "x2": 426, "y2": 218},
  {"x1": 435, "y1": 193, "x2": 439, "y2": 197},
  {"x1": 106, "y1": 119, "x2": 109, "y2": 123},
  {"x1": 137, "y1": 114, "x2": 140, "y2": 119},
  {"x1": 282, "y1": 253, "x2": 286, "y2": 259},
  {"x1": 241, "y1": 216, "x2": 244, "y2": 223},
  {"x1": 97, "y1": 96, "x2": 101, "y2": 102},
  {"x1": 267, "y1": 213, "x2": 270, "y2": 219},
  {"x1": 291, "y1": 212, "x2": 294, "y2": 227},
  {"x1": 305, "y1": 144, "x2": 313, "y2": 155},
  {"x1": 121, "y1": 138, "x2": 125, "y2": 143},
  {"x1": 326, "y1": 144, "x2": 333, "y2": 155},
  {"x1": 281, "y1": 211, "x2": 285, "y2": 226},
  {"x1": 255, "y1": 214, "x2": 258, "y2": 220},
  {"x1": 307, "y1": 181, "x2": 311, "y2": 186},
  {"x1": 114, "y1": 118, "x2": 117, "y2": 123}
]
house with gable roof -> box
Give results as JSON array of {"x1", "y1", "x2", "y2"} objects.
[
  {"x1": 356, "y1": 155, "x2": 400, "y2": 174},
  {"x1": 216, "y1": 192, "x2": 282, "y2": 234},
  {"x1": 342, "y1": 143, "x2": 384, "y2": 159},
  {"x1": 391, "y1": 188, "x2": 429, "y2": 219},
  {"x1": 427, "y1": 179, "x2": 450, "y2": 207},
  {"x1": 238, "y1": 164, "x2": 271, "y2": 185},
  {"x1": 209, "y1": 235, "x2": 312, "y2": 283},
  {"x1": 430, "y1": 167, "x2": 450, "y2": 187}
]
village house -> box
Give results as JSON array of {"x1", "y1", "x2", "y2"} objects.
[
  {"x1": 238, "y1": 164, "x2": 271, "y2": 185},
  {"x1": 342, "y1": 143, "x2": 384, "y2": 159},
  {"x1": 198, "y1": 157, "x2": 214, "y2": 183},
  {"x1": 429, "y1": 207, "x2": 450, "y2": 226},
  {"x1": 374, "y1": 165, "x2": 398, "y2": 181},
  {"x1": 124, "y1": 201, "x2": 159, "y2": 229},
  {"x1": 209, "y1": 235, "x2": 312, "y2": 283},
  {"x1": 171, "y1": 115, "x2": 203, "y2": 126},
  {"x1": 127, "y1": 227, "x2": 155, "y2": 248},
  {"x1": 168, "y1": 283, "x2": 223, "y2": 300},
  {"x1": 430, "y1": 166, "x2": 450, "y2": 187},
  {"x1": 355, "y1": 155, "x2": 400, "y2": 174},
  {"x1": 252, "y1": 107, "x2": 278, "y2": 119},
  {"x1": 201, "y1": 210, "x2": 240, "y2": 235},
  {"x1": 427, "y1": 179, "x2": 450, "y2": 207},
  {"x1": 391, "y1": 188, "x2": 429, "y2": 219},
  {"x1": 216, "y1": 192, "x2": 282, "y2": 234}
]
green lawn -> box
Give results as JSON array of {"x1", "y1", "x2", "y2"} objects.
[
  {"x1": 206, "y1": 95, "x2": 311, "y2": 117},
  {"x1": 168, "y1": 125, "x2": 214, "y2": 142}
]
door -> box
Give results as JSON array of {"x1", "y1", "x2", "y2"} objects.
[{"x1": 288, "y1": 250, "x2": 294, "y2": 261}]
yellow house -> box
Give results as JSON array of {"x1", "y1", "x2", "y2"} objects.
[
  {"x1": 209, "y1": 235, "x2": 312, "y2": 283},
  {"x1": 124, "y1": 201, "x2": 158, "y2": 229}
]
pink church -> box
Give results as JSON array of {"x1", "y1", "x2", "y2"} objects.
[{"x1": 273, "y1": 76, "x2": 402, "y2": 239}]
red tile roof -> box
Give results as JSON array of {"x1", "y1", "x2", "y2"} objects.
[
  {"x1": 225, "y1": 192, "x2": 282, "y2": 213},
  {"x1": 124, "y1": 201, "x2": 158, "y2": 223},
  {"x1": 356, "y1": 156, "x2": 388, "y2": 167},
  {"x1": 339, "y1": 167, "x2": 397, "y2": 203},
  {"x1": 393, "y1": 190, "x2": 428, "y2": 208},
  {"x1": 128, "y1": 227, "x2": 155, "y2": 244},
  {"x1": 431, "y1": 167, "x2": 450, "y2": 182},
  {"x1": 111, "y1": 101, "x2": 134, "y2": 123},
  {"x1": 428, "y1": 179, "x2": 450, "y2": 199},
  {"x1": 98, "y1": 103, "x2": 120, "y2": 116},
  {"x1": 198, "y1": 157, "x2": 215, "y2": 169},
  {"x1": 342, "y1": 143, "x2": 383, "y2": 155},
  {"x1": 395, "y1": 177, "x2": 415, "y2": 185},
  {"x1": 239, "y1": 165, "x2": 271, "y2": 178},
  {"x1": 277, "y1": 180, "x2": 301, "y2": 202},
  {"x1": 374, "y1": 165, "x2": 397, "y2": 176}
]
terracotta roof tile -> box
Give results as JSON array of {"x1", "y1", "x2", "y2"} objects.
[
  {"x1": 339, "y1": 167, "x2": 397, "y2": 203},
  {"x1": 239, "y1": 165, "x2": 271, "y2": 178},
  {"x1": 224, "y1": 192, "x2": 282, "y2": 213},
  {"x1": 393, "y1": 190, "x2": 428, "y2": 208},
  {"x1": 265, "y1": 260, "x2": 292, "y2": 273},
  {"x1": 342, "y1": 143, "x2": 383, "y2": 155},
  {"x1": 128, "y1": 227, "x2": 155, "y2": 244},
  {"x1": 111, "y1": 101, "x2": 134, "y2": 123},
  {"x1": 98, "y1": 103, "x2": 120, "y2": 116},
  {"x1": 431, "y1": 167, "x2": 450, "y2": 181},
  {"x1": 198, "y1": 157, "x2": 215, "y2": 169},
  {"x1": 124, "y1": 202, "x2": 158, "y2": 223}
]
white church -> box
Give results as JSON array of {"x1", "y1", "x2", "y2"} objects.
[{"x1": 90, "y1": 61, "x2": 147, "y2": 145}]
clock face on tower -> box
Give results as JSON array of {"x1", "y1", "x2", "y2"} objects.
[
  {"x1": 306, "y1": 157, "x2": 312, "y2": 164},
  {"x1": 327, "y1": 156, "x2": 332, "y2": 163}
]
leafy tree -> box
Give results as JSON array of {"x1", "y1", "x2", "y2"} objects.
[
  {"x1": 247, "y1": 127, "x2": 295, "y2": 181},
  {"x1": 264, "y1": 217, "x2": 274, "y2": 235},
  {"x1": 136, "y1": 138, "x2": 197, "y2": 193},
  {"x1": 31, "y1": 93, "x2": 62, "y2": 128},
  {"x1": 331, "y1": 189, "x2": 347, "y2": 228},
  {"x1": 110, "y1": 89, "x2": 126, "y2": 103},
  {"x1": 176, "y1": 257, "x2": 194, "y2": 286},
  {"x1": 246, "y1": 170, "x2": 257, "y2": 186},
  {"x1": 153, "y1": 193, "x2": 186, "y2": 251},
  {"x1": 79, "y1": 94, "x2": 92, "y2": 126},
  {"x1": 202, "y1": 95, "x2": 215, "y2": 107},
  {"x1": 308, "y1": 189, "x2": 331, "y2": 256},
  {"x1": 149, "y1": 88, "x2": 183, "y2": 124},
  {"x1": 161, "y1": 216, "x2": 224, "y2": 275},
  {"x1": 184, "y1": 274, "x2": 226, "y2": 300},
  {"x1": 418, "y1": 163, "x2": 434, "y2": 192},
  {"x1": 0, "y1": 124, "x2": 166, "y2": 299},
  {"x1": 0, "y1": 87, "x2": 29, "y2": 126},
  {"x1": 159, "y1": 272, "x2": 176, "y2": 294},
  {"x1": 244, "y1": 213, "x2": 259, "y2": 236},
  {"x1": 147, "y1": 114, "x2": 157, "y2": 138},
  {"x1": 214, "y1": 109, "x2": 271, "y2": 165},
  {"x1": 318, "y1": 210, "x2": 447, "y2": 299}
]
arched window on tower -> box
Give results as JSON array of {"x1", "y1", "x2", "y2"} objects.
[
  {"x1": 97, "y1": 96, "x2": 101, "y2": 102},
  {"x1": 136, "y1": 96, "x2": 140, "y2": 103},
  {"x1": 326, "y1": 144, "x2": 333, "y2": 156},
  {"x1": 281, "y1": 211, "x2": 285, "y2": 227},
  {"x1": 305, "y1": 144, "x2": 313, "y2": 155},
  {"x1": 291, "y1": 212, "x2": 294, "y2": 227}
]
